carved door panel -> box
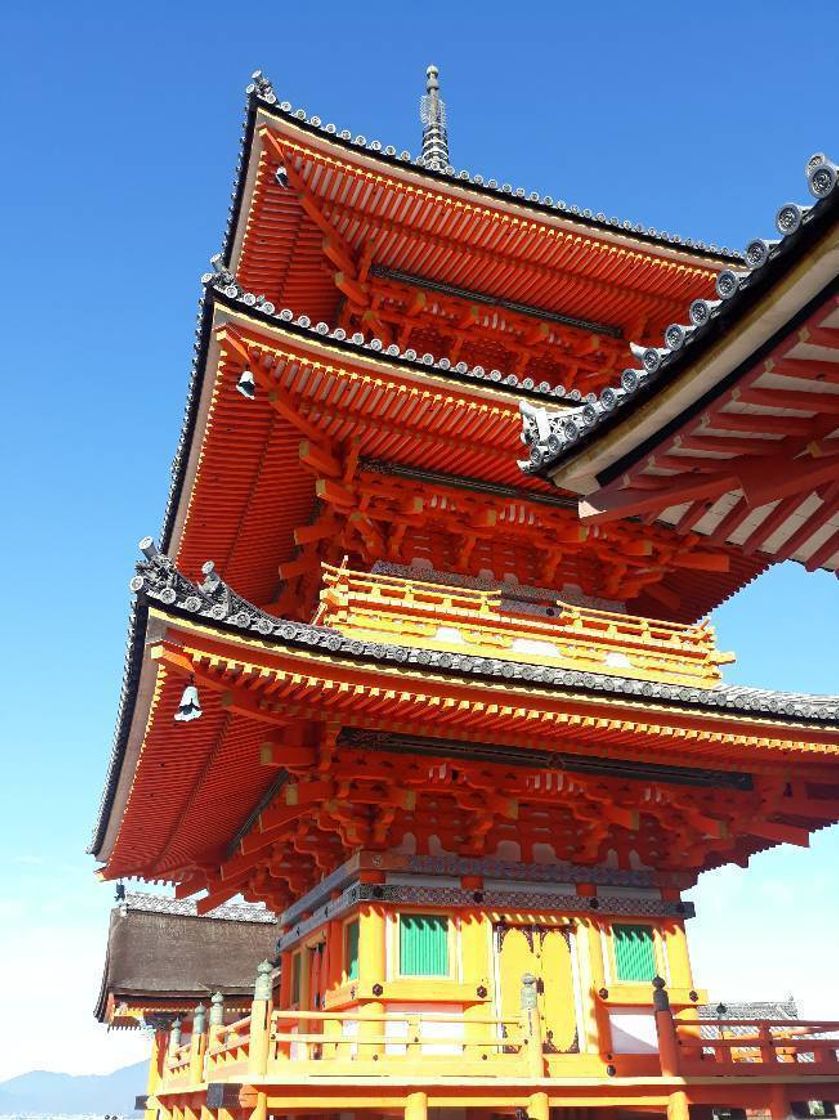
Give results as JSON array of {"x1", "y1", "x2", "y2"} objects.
[
  {"x1": 539, "y1": 927, "x2": 578, "y2": 1053},
  {"x1": 495, "y1": 923, "x2": 579, "y2": 1054},
  {"x1": 496, "y1": 925, "x2": 538, "y2": 1035}
]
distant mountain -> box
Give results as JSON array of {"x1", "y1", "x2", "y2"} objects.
[{"x1": 0, "y1": 1061, "x2": 146, "y2": 1116}]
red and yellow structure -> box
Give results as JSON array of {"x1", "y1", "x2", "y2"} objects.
[{"x1": 91, "y1": 68, "x2": 839, "y2": 1119}]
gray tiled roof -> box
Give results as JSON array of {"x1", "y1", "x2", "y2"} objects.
[
  {"x1": 122, "y1": 892, "x2": 276, "y2": 924},
  {"x1": 518, "y1": 153, "x2": 839, "y2": 475}
]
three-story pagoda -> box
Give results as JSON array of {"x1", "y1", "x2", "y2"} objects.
[{"x1": 91, "y1": 67, "x2": 839, "y2": 1120}]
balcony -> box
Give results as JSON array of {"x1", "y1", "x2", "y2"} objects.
[
  {"x1": 316, "y1": 563, "x2": 735, "y2": 689},
  {"x1": 145, "y1": 976, "x2": 839, "y2": 1120}
]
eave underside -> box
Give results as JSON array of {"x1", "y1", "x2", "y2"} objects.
[
  {"x1": 97, "y1": 599, "x2": 839, "y2": 910},
  {"x1": 166, "y1": 299, "x2": 767, "y2": 624}
]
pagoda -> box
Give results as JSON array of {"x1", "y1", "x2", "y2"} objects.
[{"x1": 90, "y1": 67, "x2": 839, "y2": 1120}]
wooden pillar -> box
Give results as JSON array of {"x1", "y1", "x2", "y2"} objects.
[
  {"x1": 663, "y1": 919, "x2": 694, "y2": 988},
  {"x1": 249, "y1": 1091, "x2": 267, "y2": 1120},
  {"x1": 581, "y1": 914, "x2": 609, "y2": 1056},
  {"x1": 768, "y1": 1083, "x2": 789, "y2": 1120},
  {"x1": 667, "y1": 1090, "x2": 690, "y2": 1120},
  {"x1": 359, "y1": 903, "x2": 386, "y2": 1056},
  {"x1": 528, "y1": 1091, "x2": 550, "y2": 1120},
  {"x1": 322, "y1": 917, "x2": 343, "y2": 1058},
  {"x1": 146, "y1": 1028, "x2": 168, "y2": 1120},
  {"x1": 404, "y1": 1091, "x2": 428, "y2": 1119},
  {"x1": 653, "y1": 978, "x2": 680, "y2": 1077},
  {"x1": 460, "y1": 907, "x2": 491, "y2": 1059}
]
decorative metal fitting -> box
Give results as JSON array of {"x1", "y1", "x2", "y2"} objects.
[
  {"x1": 209, "y1": 991, "x2": 225, "y2": 1027},
  {"x1": 598, "y1": 987, "x2": 609, "y2": 1000},
  {"x1": 372, "y1": 983, "x2": 384, "y2": 997},
  {"x1": 652, "y1": 976, "x2": 670, "y2": 1011},
  {"x1": 476, "y1": 985, "x2": 488, "y2": 999},
  {"x1": 520, "y1": 972, "x2": 538, "y2": 1010},
  {"x1": 254, "y1": 959, "x2": 273, "y2": 1001}
]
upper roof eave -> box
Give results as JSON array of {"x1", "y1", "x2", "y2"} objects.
[
  {"x1": 223, "y1": 78, "x2": 742, "y2": 275},
  {"x1": 157, "y1": 272, "x2": 576, "y2": 563}
]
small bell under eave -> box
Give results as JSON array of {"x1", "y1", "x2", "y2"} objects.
[
  {"x1": 236, "y1": 369, "x2": 256, "y2": 399},
  {"x1": 175, "y1": 680, "x2": 203, "y2": 722}
]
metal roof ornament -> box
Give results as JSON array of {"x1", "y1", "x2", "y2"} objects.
[{"x1": 419, "y1": 65, "x2": 449, "y2": 170}]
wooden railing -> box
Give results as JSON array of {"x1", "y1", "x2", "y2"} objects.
[
  {"x1": 316, "y1": 563, "x2": 734, "y2": 688},
  {"x1": 154, "y1": 978, "x2": 839, "y2": 1095},
  {"x1": 675, "y1": 1018, "x2": 839, "y2": 1072}
]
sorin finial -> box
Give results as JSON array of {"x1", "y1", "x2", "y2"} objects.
[{"x1": 419, "y1": 64, "x2": 449, "y2": 170}]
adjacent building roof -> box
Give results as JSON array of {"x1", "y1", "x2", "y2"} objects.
[
  {"x1": 518, "y1": 152, "x2": 839, "y2": 478},
  {"x1": 517, "y1": 152, "x2": 839, "y2": 573},
  {"x1": 94, "y1": 892, "x2": 277, "y2": 1024}
]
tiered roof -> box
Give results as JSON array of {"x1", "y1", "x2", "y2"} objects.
[{"x1": 89, "y1": 70, "x2": 839, "y2": 914}]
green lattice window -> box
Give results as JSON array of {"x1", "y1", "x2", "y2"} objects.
[
  {"x1": 613, "y1": 923, "x2": 657, "y2": 982},
  {"x1": 345, "y1": 919, "x2": 360, "y2": 981},
  {"x1": 399, "y1": 913, "x2": 449, "y2": 976}
]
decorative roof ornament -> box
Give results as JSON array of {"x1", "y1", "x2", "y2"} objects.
[{"x1": 419, "y1": 65, "x2": 449, "y2": 170}]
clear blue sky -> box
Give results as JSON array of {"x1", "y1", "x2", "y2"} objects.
[{"x1": 1, "y1": 0, "x2": 837, "y2": 1079}]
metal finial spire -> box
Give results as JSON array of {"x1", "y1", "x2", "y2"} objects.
[{"x1": 419, "y1": 64, "x2": 449, "y2": 169}]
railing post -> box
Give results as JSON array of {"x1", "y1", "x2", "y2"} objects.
[
  {"x1": 208, "y1": 991, "x2": 225, "y2": 1049},
  {"x1": 169, "y1": 1018, "x2": 182, "y2": 1057},
  {"x1": 653, "y1": 977, "x2": 681, "y2": 1077},
  {"x1": 758, "y1": 1023, "x2": 776, "y2": 1066},
  {"x1": 189, "y1": 1003, "x2": 207, "y2": 1084},
  {"x1": 520, "y1": 973, "x2": 545, "y2": 1077},
  {"x1": 249, "y1": 960, "x2": 273, "y2": 1077}
]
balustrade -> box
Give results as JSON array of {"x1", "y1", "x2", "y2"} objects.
[
  {"x1": 317, "y1": 563, "x2": 734, "y2": 687},
  {"x1": 151, "y1": 971, "x2": 839, "y2": 1100}
]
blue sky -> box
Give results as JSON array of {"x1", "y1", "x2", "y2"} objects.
[{"x1": 1, "y1": 0, "x2": 837, "y2": 1079}]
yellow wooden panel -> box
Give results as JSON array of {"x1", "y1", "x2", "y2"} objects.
[
  {"x1": 497, "y1": 926, "x2": 536, "y2": 1028},
  {"x1": 540, "y1": 928, "x2": 577, "y2": 1053}
]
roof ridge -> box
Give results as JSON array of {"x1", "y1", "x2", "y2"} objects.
[
  {"x1": 121, "y1": 890, "x2": 276, "y2": 923},
  {"x1": 243, "y1": 71, "x2": 742, "y2": 262},
  {"x1": 518, "y1": 152, "x2": 839, "y2": 474}
]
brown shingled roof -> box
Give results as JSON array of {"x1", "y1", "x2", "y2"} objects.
[{"x1": 94, "y1": 893, "x2": 277, "y2": 1024}]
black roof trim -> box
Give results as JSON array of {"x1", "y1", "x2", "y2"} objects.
[
  {"x1": 519, "y1": 153, "x2": 839, "y2": 479},
  {"x1": 244, "y1": 73, "x2": 741, "y2": 263}
]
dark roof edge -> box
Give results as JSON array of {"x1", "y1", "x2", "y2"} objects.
[
  {"x1": 131, "y1": 547, "x2": 839, "y2": 727},
  {"x1": 519, "y1": 155, "x2": 839, "y2": 479},
  {"x1": 88, "y1": 598, "x2": 150, "y2": 857},
  {"x1": 246, "y1": 74, "x2": 742, "y2": 264},
  {"x1": 602, "y1": 271, "x2": 839, "y2": 487}
]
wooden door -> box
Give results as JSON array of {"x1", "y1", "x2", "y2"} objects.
[{"x1": 495, "y1": 923, "x2": 579, "y2": 1053}]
